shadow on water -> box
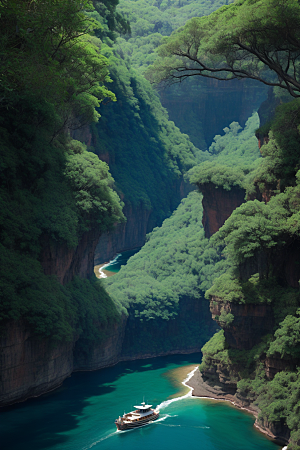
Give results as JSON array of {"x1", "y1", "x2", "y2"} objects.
[{"x1": 0, "y1": 353, "x2": 201, "y2": 450}]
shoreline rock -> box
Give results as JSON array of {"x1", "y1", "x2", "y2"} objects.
[{"x1": 186, "y1": 368, "x2": 288, "y2": 447}]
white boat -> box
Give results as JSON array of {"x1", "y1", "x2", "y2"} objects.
[{"x1": 115, "y1": 401, "x2": 159, "y2": 430}]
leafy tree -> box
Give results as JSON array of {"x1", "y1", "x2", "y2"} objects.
[
  {"x1": 0, "y1": 0, "x2": 115, "y2": 130},
  {"x1": 146, "y1": 0, "x2": 300, "y2": 98}
]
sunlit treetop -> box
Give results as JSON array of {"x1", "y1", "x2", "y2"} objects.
[{"x1": 146, "y1": 0, "x2": 300, "y2": 97}]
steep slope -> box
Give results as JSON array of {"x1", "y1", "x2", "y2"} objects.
[
  {"x1": 117, "y1": 0, "x2": 267, "y2": 149},
  {"x1": 189, "y1": 97, "x2": 300, "y2": 449}
]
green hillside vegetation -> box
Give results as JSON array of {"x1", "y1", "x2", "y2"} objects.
[
  {"x1": 90, "y1": 45, "x2": 207, "y2": 223},
  {"x1": 116, "y1": 0, "x2": 234, "y2": 72},
  {"x1": 104, "y1": 112, "x2": 261, "y2": 325},
  {"x1": 105, "y1": 191, "x2": 230, "y2": 320},
  {"x1": 197, "y1": 99, "x2": 300, "y2": 449},
  {"x1": 188, "y1": 112, "x2": 261, "y2": 191},
  {"x1": 0, "y1": 0, "x2": 127, "y2": 340},
  {"x1": 0, "y1": 0, "x2": 210, "y2": 344}
]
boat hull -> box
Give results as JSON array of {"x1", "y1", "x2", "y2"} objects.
[{"x1": 115, "y1": 412, "x2": 159, "y2": 430}]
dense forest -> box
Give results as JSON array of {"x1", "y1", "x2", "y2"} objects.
[
  {"x1": 144, "y1": 0, "x2": 300, "y2": 447},
  {"x1": 2, "y1": 0, "x2": 300, "y2": 448},
  {"x1": 0, "y1": 0, "x2": 204, "y2": 344}
]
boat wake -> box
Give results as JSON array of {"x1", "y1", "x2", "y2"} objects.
[
  {"x1": 156, "y1": 366, "x2": 198, "y2": 410},
  {"x1": 83, "y1": 431, "x2": 118, "y2": 449}
]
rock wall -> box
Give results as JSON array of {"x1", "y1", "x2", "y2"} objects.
[
  {"x1": 40, "y1": 227, "x2": 101, "y2": 285},
  {"x1": 200, "y1": 183, "x2": 245, "y2": 238},
  {"x1": 0, "y1": 316, "x2": 127, "y2": 407},
  {"x1": 0, "y1": 320, "x2": 74, "y2": 407},
  {"x1": 210, "y1": 297, "x2": 274, "y2": 350},
  {"x1": 121, "y1": 295, "x2": 217, "y2": 360},
  {"x1": 95, "y1": 178, "x2": 192, "y2": 264},
  {"x1": 160, "y1": 78, "x2": 267, "y2": 149},
  {"x1": 94, "y1": 203, "x2": 151, "y2": 265}
]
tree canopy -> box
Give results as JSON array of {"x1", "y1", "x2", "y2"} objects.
[{"x1": 146, "y1": 0, "x2": 300, "y2": 97}]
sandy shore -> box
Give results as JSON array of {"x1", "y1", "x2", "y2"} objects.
[
  {"x1": 186, "y1": 368, "x2": 288, "y2": 446},
  {"x1": 94, "y1": 263, "x2": 116, "y2": 278}
]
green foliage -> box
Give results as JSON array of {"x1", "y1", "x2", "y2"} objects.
[
  {"x1": 105, "y1": 191, "x2": 229, "y2": 320},
  {"x1": 207, "y1": 271, "x2": 300, "y2": 316},
  {"x1": 211, "y1": 199, "x2": 288, "y2": 268},
  {"x1": 188, "y1": 113, "x2": 261, "y2": 191},
  {"x1": 218, "y1": 310, "x2": 234, "y2": 327},
  {"x1": 257, "y1": 370, "x2": 300, "y2": 432},
  {"x1": 0, "y1": 1, "x2": 126, "y2": 342},
  {"x1": 0, "y1": 241, "x2": 122, "y2": 342},
  {"x1": 205, "y1": 271, "x2": 244, "y2": 302},
  {"x1": 0, "y1": 0, "x2": 115, "y2": 128},
  {"x1": 147, "y1": 0, "x2": 300, "y2": 98},
  {"x1": 65, "y1": 141, "x2": 124, "y2": 233},
  {"x1": 208, "y1": 113, "x2": 261, "y2": 169},
  {"x1": 115, "y1": 0, "x2": 233, "y2": 72},
  {"x1": 91, "y1": 48, "x2": 207, "y2": 224},
  {"x1": 201, "y1": 329, "x2": 226, "y2": 358},
  {"x1": 188, "y1": 161, "x2": 245, "y2": 191},
  {"x1": 268, "y1": 310, "x2": 300, "y2": 359}
]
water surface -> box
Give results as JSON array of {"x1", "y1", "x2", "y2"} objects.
[{"x1": 0, "y1": 354, "x2": 280, "y2": 450}]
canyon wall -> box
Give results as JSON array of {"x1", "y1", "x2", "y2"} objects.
[
  {"x1": 160, "y1": 79, "x2": 267, "y2": 149},
  {"x1": 199, "y1": 183, "x2": 245, "y2": 238},
  {"x1": 0, "y1": 294, "x2": 212, "y2": 406},
  {"x1": 40, "y1": 228, "x2": 101, "y2": 285},
  {"x1": 120, "y1": 295, "x2": 217, "y2": 360},
  {"x1": 0, "y1": 316, "x2": 127, "y2": 407},
  {"x1": 94, "y1": 178, "x2": 192, "y2": 264}
]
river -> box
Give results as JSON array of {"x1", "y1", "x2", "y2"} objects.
[
  {"x1": 95, "y1": 248, "x2": 141, "y2": 278},
  {"x1": 0, "y1": 353, "x2": 280, "y2": 450}
]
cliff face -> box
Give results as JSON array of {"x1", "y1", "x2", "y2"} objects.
[
  {"x1": 200, "y1": 183, "x2": 245, "y2": 238},
  {"x1": 160, "y1": 78, "x2": 267, "y2": 149},
  {"x1": 94, "y1": 203, "x2": 151, "y2": 265},
  {"x1": 40, "y1": 227, "x2": 101, "y2": 285},
  {"x1": 210, "y1": 297, "x2": 274, "y2": 350},
  {"x1": 95, "y1": 178, "x2": 192, "y2": 264},
  {"x1": 0, "y1": 295, "x2": 215, "y2": 406},
  {"x1": 0, "y1": 320, "x2": 74, "y2": 407},
  {"x1": 74, "y1": 315, "x2": 127, "y2": 371},
  {"x1": 0, "y1": 316, "x2": 127, "y2": 407},
  {"x1": 121, "y1": 295, "x2": 217, "y2": 360}
]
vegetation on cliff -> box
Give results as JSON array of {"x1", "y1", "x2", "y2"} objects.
[
  {"x1": 147, "y1": 0, "x2": 300, "y2": 98},
  {"x1": 0, "y1": 0, "x2": 127, "y2": 340},
  {"x1": 104, "y1": 114, "x2": 260, "y2": 352},
  {"x1": 105, "y1": 191, "x2": 228, "y2": 320},
  {"x1": 187, "y1": 112, "x2": 260, "y2": 191},
  {"x1": 192, "y1": 62, "x2": 300, "y2": 450},
  {"x1": 90, "y1": 46, "x2": 206, "y2": 225},
  {"x1": 0, "y1": 0, "x2": 209, "y2": 346},
  {"x1": 143, "y1": 1, "x2": 300, "y2": 445}
]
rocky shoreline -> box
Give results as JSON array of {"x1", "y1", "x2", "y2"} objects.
[{"x1": 186, "y1": 368, "x2": 288, "y2": 447}]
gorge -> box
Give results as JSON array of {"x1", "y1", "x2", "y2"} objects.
[{"x1": 1, "y1": 0, "x2": 300, "y2": 449}]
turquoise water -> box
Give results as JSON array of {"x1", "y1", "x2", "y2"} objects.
[
  {"x1": 0, "y1": 354, "x2": 280, "y2": 450},
  {"x1": 104, "y1": 248, "x2": 141, "y2": 273}
]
